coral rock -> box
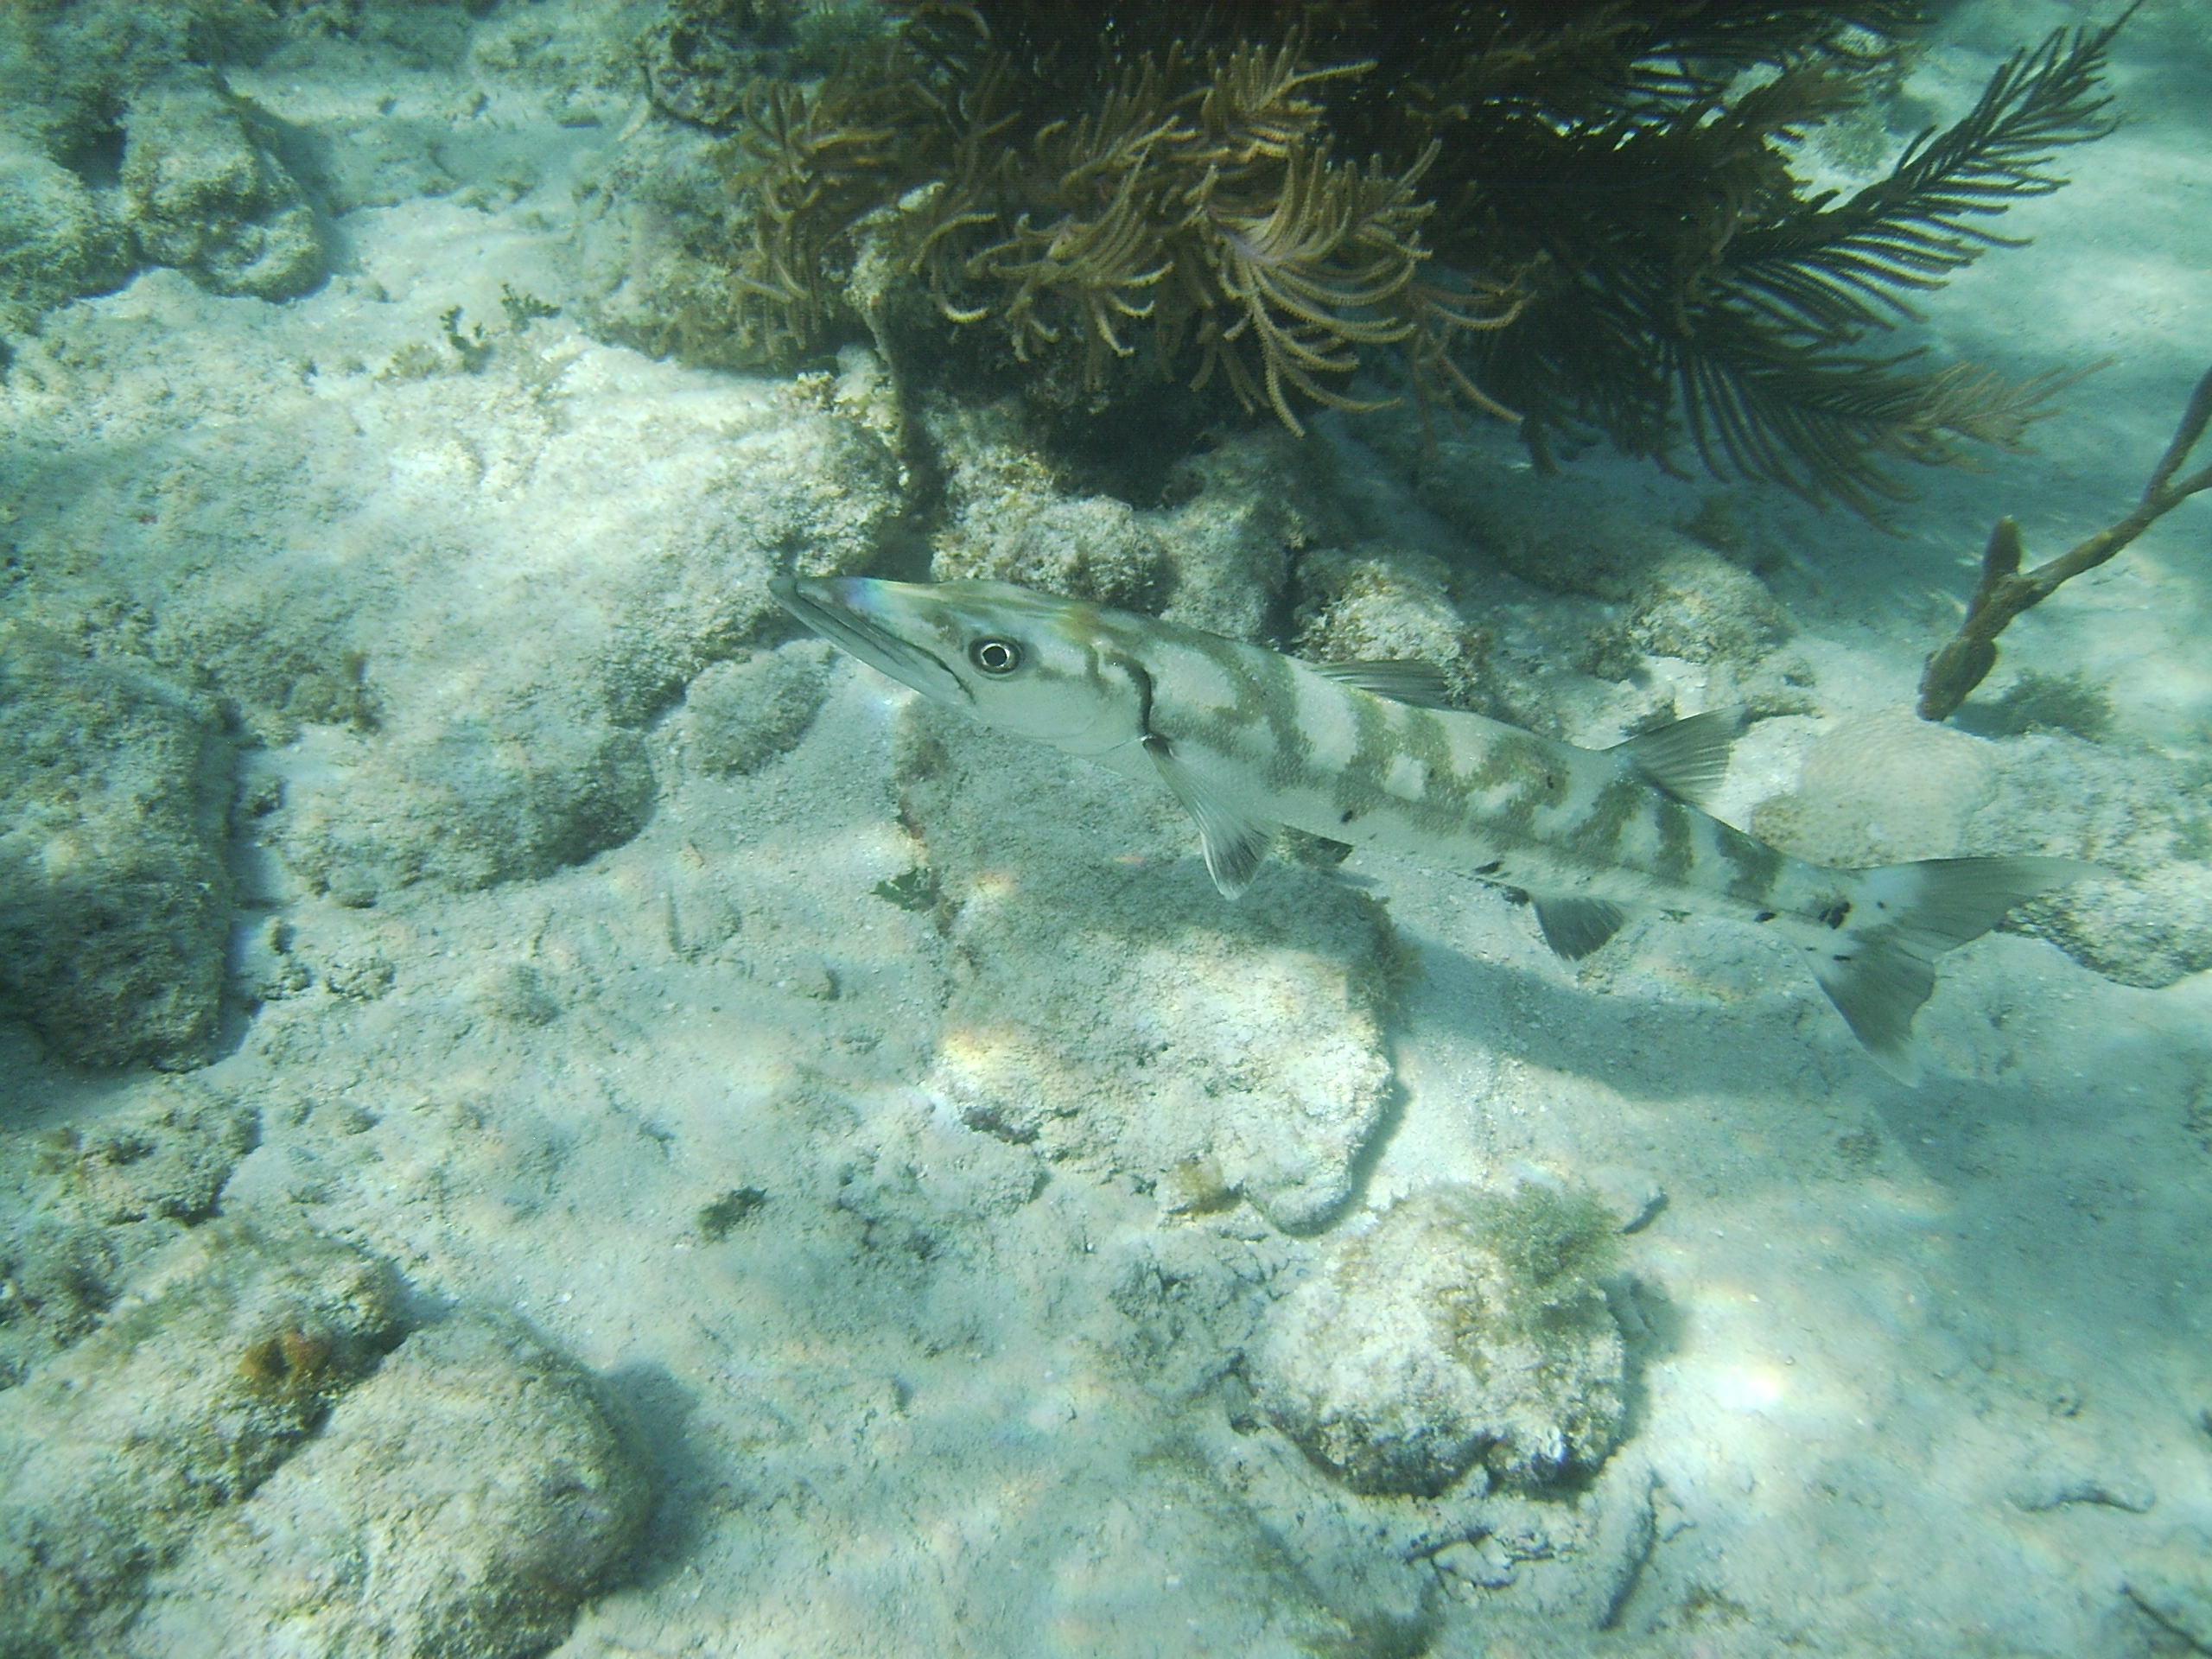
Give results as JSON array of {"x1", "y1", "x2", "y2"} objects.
[
  {"x1": 1752, "y1": 708, "x2": 1998, "y2": 867},
  {"x1": 0, "y1": 632, "x2": 236, "y2": 1069},
  {"x1": 1253, "y1": 1184, "x2": 1628, "y2": 1496},
  {"x1": 128, "y1": 1310, "x2": 650, "y2": 1659},
  {"x1": 1291, "y1": 542, "x2": 1491, "y2": 709},
  {"x1": 682, "y1": 640, "x2": 836, "y2": 778},
  {"x1": 0, "y1": 147, "x2": 132, "y2": 329},
  {"x1": 0, "y1": 1221, "x2": 406, "y2": 1653},
  {"x1": 122, "y1": 75, "x2": 322, "y2": 301}
]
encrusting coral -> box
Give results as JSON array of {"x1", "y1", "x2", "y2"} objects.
[{"x1": 668, "y1": 0, "x2": 2127, "y2": 516}]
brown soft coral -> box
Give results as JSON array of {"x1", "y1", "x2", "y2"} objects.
[{"x1": 690, "y1": 1, "x2": 2121, "y2": 515}]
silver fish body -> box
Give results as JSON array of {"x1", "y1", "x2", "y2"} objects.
[{"x1": 772, "y1": 575, "x2": 2092, "y2": 1079}]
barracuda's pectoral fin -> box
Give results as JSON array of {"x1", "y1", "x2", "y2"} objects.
[
  {"x1": 1534, "y1": 897, "x2": 1630, "y2": 960},
  {"x1": 1608, "y1": 708, "x2": 1746, "y2": 810},
  {"x1": 1145, "y1": 735, "x2": 1277, "y2": 900},
  {"x1": 1313, "y1": 660, "x2": 1458, "y2": 710}
]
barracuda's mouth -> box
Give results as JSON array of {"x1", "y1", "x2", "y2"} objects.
[{"x1": 768, "y1": 576, "x2": 969, "y2": 704}]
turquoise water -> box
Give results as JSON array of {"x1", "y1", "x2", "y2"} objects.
[{"x1": 3, "y1": 3, "x2": 2209, "y2": 1656}]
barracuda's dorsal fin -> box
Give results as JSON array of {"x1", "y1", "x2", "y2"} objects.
[
  {"x1": 1608, "y1": 708, "x2": 1746, "y2": 810},
  {"x1": 1313, "y1": 660, "x2": 1458, "y2": 710},
  {"x1": 1535, "y1": 897, "x2": 1630, "y2": 960},
  {"x1": 1145, "y1": 734, "x2": 1278, "y2": 899}
]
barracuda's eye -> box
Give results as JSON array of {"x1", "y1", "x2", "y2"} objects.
[{"x1": 968, "y1": 637, "x2": 1022, "y2": 675}]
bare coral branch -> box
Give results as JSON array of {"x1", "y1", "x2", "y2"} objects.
[{"x1": 1918, "y1": 359, "x2": 2212, "y2": 721}]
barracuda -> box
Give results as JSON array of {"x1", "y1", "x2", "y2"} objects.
[{"x1": 771, "y1": 575, "x2": 2093, "y2": 1081}]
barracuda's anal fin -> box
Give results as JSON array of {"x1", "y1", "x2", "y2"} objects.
[
  {"x1": 1146, "y1": 735, "x2": 1278, "y2": 899},
  {"x1": 1609, "y1": 708, "x2": 1746, "y2": 810},
  {"x1": 1313, "y1": 660, "x2": 1458, "y2": 710},
  {"x1": 1535, "y1": 897, "x2": 1630, "y2": 960}
]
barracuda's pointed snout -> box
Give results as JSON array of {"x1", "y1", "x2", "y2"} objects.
[
  {"x1": 770, "y1": 574, "x2": 1150, "y2": 755},
  {"x1": 767, "y1": 574, "x2": 859, "y2": 612},
  {"x1": 768, "y1": 574, "x2": 881, "y2": 633},
  {"x1": 769, "y1": 575, "x2": 969, "y2": 704}
]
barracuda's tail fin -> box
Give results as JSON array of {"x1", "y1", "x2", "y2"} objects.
[{"x1": 1785, "y1": 856, "x2": 2097, "y2": 1082}]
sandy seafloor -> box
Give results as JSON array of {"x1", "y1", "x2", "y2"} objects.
[{"x1": 3, "y1": 2, "x2": 2211, "y2": 1656}]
